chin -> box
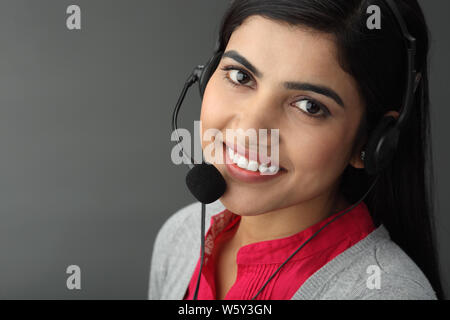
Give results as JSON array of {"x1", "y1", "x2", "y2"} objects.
[{"x1": 220, "y1": 191, "x2": 278, "y2": 216}]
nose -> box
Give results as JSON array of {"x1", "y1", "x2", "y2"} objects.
[
  {"x1": 227, "y1": 91, "x2": 281, "y2": 161},
  {"x1": 234, "y1": 90, "x2": 282, "y2": 135}
]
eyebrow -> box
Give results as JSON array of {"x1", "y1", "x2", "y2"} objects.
[{"x1": 221, "y1": 50, "x2": 345, "y2": 108}]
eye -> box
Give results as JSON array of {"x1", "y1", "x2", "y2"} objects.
[
  {"x1": 293, "y1": 98, "x2": 330, "y2": 118},
  {"x1": 220, "y1": 66, "x2": 254, "y2": 88}
]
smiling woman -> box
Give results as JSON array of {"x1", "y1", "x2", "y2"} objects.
[{"x1": 149, "y1": 0, "x2": 443, "y2": 300}]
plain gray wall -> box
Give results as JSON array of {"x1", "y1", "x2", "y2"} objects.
[{"x1": 0, "y1": 0, "x2": 447, "y2": 299}]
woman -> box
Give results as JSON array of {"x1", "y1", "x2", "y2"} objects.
[{"x1": 149, "y1": 0, "x2": 443, "y2": 300}]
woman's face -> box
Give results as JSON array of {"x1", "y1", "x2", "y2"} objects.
[{"x1": 200, "y1": 16, "x2": 365, "y2": 215}]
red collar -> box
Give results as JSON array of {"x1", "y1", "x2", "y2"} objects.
[{"x1": 203, "y1": 201, "x2": 374, "y2": 265}]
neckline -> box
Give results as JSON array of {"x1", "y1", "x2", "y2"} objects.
[{"x1": 208, "y1": 201, "x2": 374, "y2": 265}]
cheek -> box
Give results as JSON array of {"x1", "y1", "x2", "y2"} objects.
[
  {"x1": 200, "y1": 73, "x2": 234, "y2": 144},
  {"x1": 286, "y1": 125, "x2": 351, "y2": 174}
]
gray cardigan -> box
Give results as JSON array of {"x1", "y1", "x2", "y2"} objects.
[{"x1": 148, "y1": 200, "x2": 437, "y2": 300}]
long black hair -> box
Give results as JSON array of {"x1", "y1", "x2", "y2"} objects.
[{"x1": 215, "y1": 0, "x2": 443, "y2": 299}]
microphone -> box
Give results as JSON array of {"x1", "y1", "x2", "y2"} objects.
[
  {"x1": 186, "y1": 162, "x2": 226, "y2": 204},
  {"x1": 172, "y1": 65, "x2": 227, "y2": 300},
  {"x1": 172, "y1": 65, "x2": 227, "y2": 205}
]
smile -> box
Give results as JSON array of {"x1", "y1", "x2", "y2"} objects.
[
  {"x1": 226, "y1": 145, "x2": 280, "y2": 174},
  {"x1": 223, "y1": 143, "x2": 285, "y2": 183}
]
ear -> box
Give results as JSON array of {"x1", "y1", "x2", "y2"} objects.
[
  {"x1": 348, "y1": 110, "x2": 400, "y2": 169},
  {"x1": 349, "y1": 141, "x2": 366, "y2": 169}
]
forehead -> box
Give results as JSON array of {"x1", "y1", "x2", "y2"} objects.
[
  {"x1": 227, "y1": 16, "x2": 338, "y2": 75},
  {"x1": 224, "y1": 15, "x2": 362, "y2": 106}
]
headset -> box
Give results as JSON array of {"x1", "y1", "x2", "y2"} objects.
[{"x1": 171, "y1": 0, "x2": 421, "y2": 300}]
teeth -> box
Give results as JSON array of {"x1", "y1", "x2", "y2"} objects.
[
  {"x1": 247, "y1": 160, "x2": 259, "y2": 172},
  {"x1": 227, "y1": 146, "x2": 280, "y2": 174},
  {"x1": 268, "y1": 165, "x2": 279, "y2": 174},
  {"x1": 232, "y1": 153, "x2": 240, "y2": 164},
  {"x1": 258, "y1": 164, "x2": 268, "y2": 173},
  {"x1": 228, "y1": 147, "x2": 234, "y2": 160},
  {"x1": 237, "y1": 156, "x2": 248, "y2": 169}
]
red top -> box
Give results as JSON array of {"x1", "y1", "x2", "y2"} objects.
[{"x1": 183, "y1": 201, "x2": 375, "y2": 300}]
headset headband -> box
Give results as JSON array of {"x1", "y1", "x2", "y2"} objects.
[{"x1": 379, "y1": 0, "x2": 418, "y2": 129}]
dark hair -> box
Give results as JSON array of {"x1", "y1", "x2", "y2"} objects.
[{"x1": 215, "y1": 0, "x2": 443, "y2": 299}]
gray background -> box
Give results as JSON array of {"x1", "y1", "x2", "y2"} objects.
[{"x1": 0, "y1": 0, "x2": 447, "y2": 299}]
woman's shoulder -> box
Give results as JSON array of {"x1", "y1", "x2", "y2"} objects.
[
  {"x1": 157, "y1": 201, "x2": 201, "y2": 241},
  {"x1": 354, "y1": 234, "x2": 437, "y2": 299},
  {"x1": 156, "y1": 200, "x2": 225, "y2": 242},
  {"x1": 148, "y1": 200, "x2": 225, "y2": 299},
  {"x1": 152, "y1": 200, "x2": 225, "y2": 262},
  {"x1": 303, "y1": 225, "x2": 438, "y2": 300}
]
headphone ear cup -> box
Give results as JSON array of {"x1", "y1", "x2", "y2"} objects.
[
  {"x1": 199, "y1": 51, "x2": 223, "y2": 99},
  {"x1": 364, "y1": 115, "x2": 399, "y2": 175}
]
